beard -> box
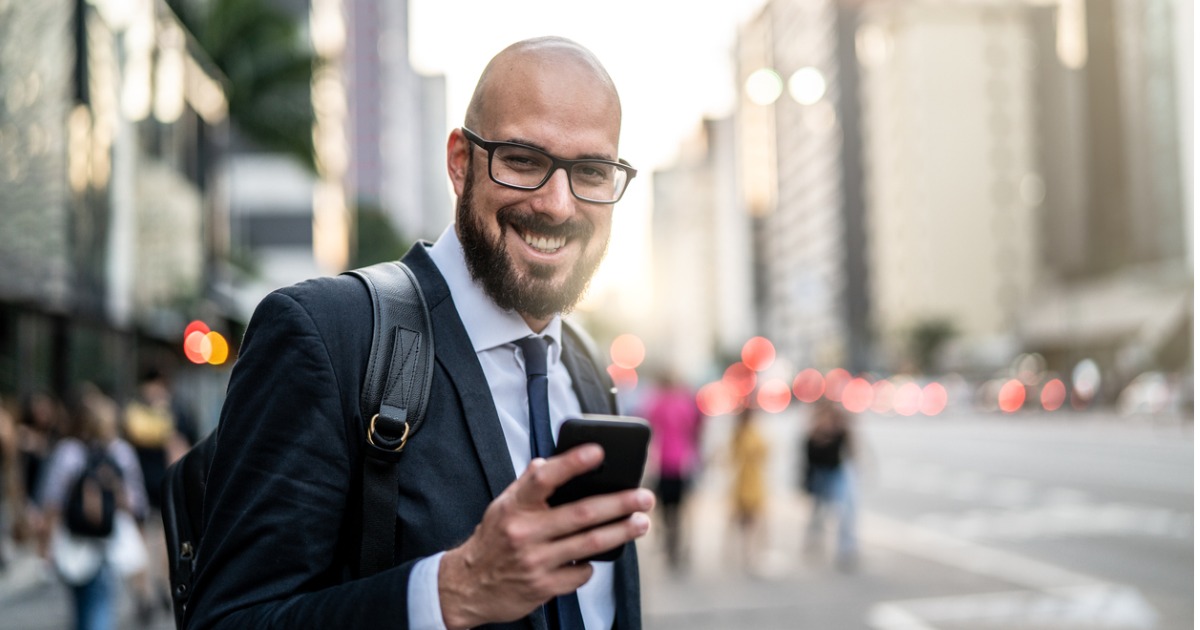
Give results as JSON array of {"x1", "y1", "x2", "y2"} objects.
[{"x1": 457, "y1": 160, "x2": 608, "y2": 320}]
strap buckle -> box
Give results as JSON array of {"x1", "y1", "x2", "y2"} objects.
[{"x1": 367, "y1": 414, "x2": 410, "y2": 452}]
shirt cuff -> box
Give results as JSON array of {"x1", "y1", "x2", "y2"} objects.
[{"x1": 407, "y1": 552, "x2": 449, "y2": 630}]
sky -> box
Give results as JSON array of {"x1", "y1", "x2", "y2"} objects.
[{"x1": 408, "y1": 0, "x2": 769, "y2": 311}]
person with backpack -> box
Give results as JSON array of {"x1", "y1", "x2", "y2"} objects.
[
  {"x1": 37, "y1": 384, "x2": 148, "y2": 630},
  {"x1": 800, "y1": 398, "x2": 859, "y2": 570},
  {"x1": 187, "y1": 37, "x2": 654, "y2": 630}
]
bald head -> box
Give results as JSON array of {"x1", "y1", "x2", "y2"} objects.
[{"x1": 464, "y1": 37, "x2": 621, "y2": 133}]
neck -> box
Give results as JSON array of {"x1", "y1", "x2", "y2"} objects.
[{"x1": 520, "y1": 312, "x2": 551, "y2": 333}]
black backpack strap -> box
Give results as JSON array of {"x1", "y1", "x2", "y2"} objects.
[{"x1": 343, "y1": 260, "x2": 435, "y2": 577}]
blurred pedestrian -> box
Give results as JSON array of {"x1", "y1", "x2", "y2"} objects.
[
  {"x1": 730, "y1": 406, "x2": 768, "y2": 575},
  {"x1": 37, "y1": 384, "x2": 148, "y2": 630},
  {"x1": 800, "y1": 398, "x2": 858, "y2": 569},
  {"x1": 15, "y1": 391, "x2": 65, "y2": 547},
  {"x1": 0, "y1": 397, "x2": 19, "y2": 568},
  {"x1": 640, "y1": 370, "x2": 703, "y2": 572},
  {"x1": 121, "y1": 368, "x2": 192, "y2": 623}
]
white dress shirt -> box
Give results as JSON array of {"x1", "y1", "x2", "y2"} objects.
[{"x1": 407, "y1": 225, "x2": 616, "y2": 630}]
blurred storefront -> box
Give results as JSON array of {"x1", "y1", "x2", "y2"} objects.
[{"x1": 0, "y1": 0, "x2": 233, "y2": 424}]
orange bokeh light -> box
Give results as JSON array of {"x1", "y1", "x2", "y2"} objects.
[
  {"x1": 920, "y1": 382, "x2": 948, "y2": 416},
  {"x1": 697, "y1": 381, "x2": 739, "y2": 417},
  {"x1": 1040, "y1": 378, "x2": 1066, "y2": 411},
  {"x1": 723, "y1": 362, "x2": 757, "y2": 397},
  {"x1": 792, "y1": 368, "x2": 825, "y2": 403},
  {"x1": 893, "y1": 382, "x2": 922, "y2": 416},
  {"x1": 998, "y1": 379, "x2": 1026, "y2": 413},
  {"x1": 871, "y1": 380, "x2": 895, "y2": 413},
  {"x1": 205, "y1": 331, "x2": 230, "y2": 365},
  {"x1": 841, "y1": 378, "x2": 874, "y2": 413},
  {"x1": 609, "y1": 334, "x2": 646, "y2": 370},
  {"x1": 756, "y1": 378, "x2": 792, "y2": 413},
  {"x1": 741, "y1": 337, "x2": 776, "y2": 372},
  {"x1": 824, "y1": 368, "x2": 852, "y2": 402}
]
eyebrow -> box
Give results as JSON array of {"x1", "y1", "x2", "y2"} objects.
[{"x1": 504, "y1": 136, "x2": 615, "y2": 162}]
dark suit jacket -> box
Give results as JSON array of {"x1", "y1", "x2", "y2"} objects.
[{"x1": 187, "y1": 244, "x2": 641, "y2": 629}]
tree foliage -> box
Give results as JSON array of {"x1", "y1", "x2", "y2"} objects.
[{"x1": 170, "y1": 0, "x2": 316, "y2": 170}]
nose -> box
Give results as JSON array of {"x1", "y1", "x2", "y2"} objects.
[{"x1": 530, "y1": 167, "x2": 575, "y2": 221}]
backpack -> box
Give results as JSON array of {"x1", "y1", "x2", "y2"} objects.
[
  {"x1": 161, "y1": 260, "x2": 435, "y2": 628},
  {"x1": 65, "y1": 447, "x2": 124, "y2": 538}
]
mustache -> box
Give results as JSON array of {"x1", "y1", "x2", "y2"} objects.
[{"x1": 497, "y1": 207, "x2": 593, "y2": 241}]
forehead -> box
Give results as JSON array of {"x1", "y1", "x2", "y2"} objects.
[{"x1": 480, "y1": 54, "x2": 622, "y2": 157}]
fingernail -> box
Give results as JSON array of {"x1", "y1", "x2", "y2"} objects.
[
  {"x1": 632, "y1": 512, "x2": 650, "y2": 532},
  {"x1": 635, "y1": 489, "x2": 654, "y2": 510},
  {"x1": 579, "y1": 444, "x2": 603, "y2": 463}
]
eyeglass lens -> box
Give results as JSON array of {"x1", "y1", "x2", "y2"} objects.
[{"x1": 491, "y1": 144, "x2": 628, "y2": 202}]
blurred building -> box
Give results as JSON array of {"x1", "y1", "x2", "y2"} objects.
[
  {"x1": 225, "y1": 0, "x2": 449, "y2": 317},
  {"x1": 650, "y1": 118, "x2": 756, "y2": 383},
  {"x1": 857, "y1": 1, "x2": 1041, "y2": 374},
  {"x1": 0, "y1": 0, "x2": 231, "y2": 411},
  {"x1": 347, "y1": 0, "x2": 450, "y2": 241},
  {"x1": 734, "y1": 0, "x2": 871, "y2": 373}
]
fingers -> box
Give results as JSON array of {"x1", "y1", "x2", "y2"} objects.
[
  {"x1": 540, "y1": 487, "x2": 654, "y2": 541},
  {"x1": 512, "y1": 444, "x2": 604, "y2": 506},
  {"x1": 544, "y1": 510, "x2": 653, "y2": 568}
]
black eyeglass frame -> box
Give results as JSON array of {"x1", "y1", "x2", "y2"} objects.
[{"x1": 461, "y1": 127, "x2": 637, "y2": 204}]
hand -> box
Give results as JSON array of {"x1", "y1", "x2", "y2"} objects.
[{"x1": 437, "y1": 444, "x2": 655, "y2": 630}]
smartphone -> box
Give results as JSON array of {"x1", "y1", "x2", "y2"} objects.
[{"x1": 549, "y1": 414, "x2": 652, "y2": 562}]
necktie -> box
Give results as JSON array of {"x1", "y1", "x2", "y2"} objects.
[{"x1": 514, "y1": 336, "x2": 587, "y2": 630}]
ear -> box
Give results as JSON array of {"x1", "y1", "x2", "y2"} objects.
[{"x1": 447, "y1": 128, "x2": 470, "y2": 198}]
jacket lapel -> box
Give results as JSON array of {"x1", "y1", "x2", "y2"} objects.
[{"x1": 402, "y1": 244, "x2": 517, "y2": 499}]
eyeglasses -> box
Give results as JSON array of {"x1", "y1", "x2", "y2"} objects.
[{"x1": 462, "y1": 128, "x2": 636, "y2": 204}]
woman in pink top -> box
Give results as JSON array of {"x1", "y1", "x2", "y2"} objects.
[{"x1": 640, "y1": 372, "x2": 702, "y2": 572}]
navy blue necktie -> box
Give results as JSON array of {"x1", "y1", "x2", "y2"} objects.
[{"x1": 514, "y1": 337, "x2": 586, "y2": 630}]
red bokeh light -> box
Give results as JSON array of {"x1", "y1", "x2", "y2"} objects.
[
  {"x1": 741, "y1": 337, "x2": 776, "y2": 372},
  {"x1": 756, "y1": 378, "x2": 792, "y2": 413},
  {"x1": 998, "y1": 379, "x2": 1026, "y2": 413},
  {"x1": 697, "y1": 381, "x2": 739, "y2": 417},
  {"x1": 184, "y1": 331, "x2": 209, "y2": 365},
  {"x1": 824, "y1": 368, "x2": 852, "y2": 402},
  {"x1": 792, "y1": 368, "x2": 825, "y2": 403},
  {"x1": 920, "y1": 382, "x2": 948, "y2": 416},
  {"x1": 723, "y1": 362, "x2": 757, "y2": 397},
  {"x1": 841, "y1": 378, "x2": 874, "y2": 413},
  {"x1": 871, "y1": 380, "x2": 895, "y2": 413},
  {"x1": 184, "y1": 320, "x2": 210, "y2": 340},
  {"x1": 1040, "y1": 378, "x2": 1067, "y2": 411},
  {"x1": 609, "y1": 334, "x2": 646, "y2": 370},
  {"x1": 893, "y1": 382, "x2": 922, "y2": 416},
  {"x1": 606, "y1": 364, "x2": 638, "y2": 390}
]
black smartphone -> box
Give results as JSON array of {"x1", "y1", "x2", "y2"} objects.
[{"x1": 549, "y1": 414, "x2": 652, "y2": 562}]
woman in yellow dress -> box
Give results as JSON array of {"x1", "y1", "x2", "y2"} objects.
[{"x1": 730, "y1": 406, "x2": 768, "y2": 574}]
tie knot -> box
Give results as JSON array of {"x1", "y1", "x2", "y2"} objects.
[{"x1": 514, "y1": 336, "x2": 549, "y2": 378}]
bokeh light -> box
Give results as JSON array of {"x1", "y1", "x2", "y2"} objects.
[
  {"x1": 184, "y1": 331, "x2": 208, "y2": 364},
  {"x1": 609, "y1": 333, "x2": 645, "y2": 370},
  {"x1": 723, "y1": 362, "x2": 757, "y2": 397},
  {"x1": 741, "y1": 337, "x2": 776, "y2": 372},
  {"x1": 893, "y1": 382, "x2": 922, "y2": 416},
  {"x1": 205, "y1": 331, "x2": 230, "y2": 365},
  {"x1": 788, "y1": 67, "x2": 827, "y2": 105},
  {"x1": 792, "y1": 368, "x2": 825, "y2": 403},
  {"x1": 745, "y1": 68, "x2": 783, "y2": 105},
  {"x1": 697, "y1": 381, "x2": 739, "y2": 417},
  {"x1": 184, "y1": 320, "x2": 210, "y2": 339},
  {"x1": 871, "y1": 379, "x2": 895, "y2": 413},
  {"x1": 607, "y1": 364, "x2": 638, "y2": 390},
  {"x1": 999, "y1": 379, "x2": 1026, "y2": 413},
  {"x1": 824, "y1": 368, "x2": 852, "y2": 402},
  {"x1": 841, "y1": 378, "x2": 874, "y2": 413},
  {"x1": 756, "y1": 378, "x2": 792, "y2": 413},
  {"x1": 1041, "y1": 378, "x2": 1067, "y2": 411},
  {"x1": 920, "y1": 382, "x2": 948, "y2": 416}
]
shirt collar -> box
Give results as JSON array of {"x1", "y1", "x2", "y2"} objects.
[{"x1": 428, "y1": 225, "x2": 563, "y2": 355}]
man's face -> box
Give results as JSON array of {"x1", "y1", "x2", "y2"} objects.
[{"x1": 451, "y1": 59, "x2": 622, "y2": 322}]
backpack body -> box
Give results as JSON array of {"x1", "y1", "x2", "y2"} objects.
[{"x1": 64, "y1": 448, "x2": 124, "y2": 538}]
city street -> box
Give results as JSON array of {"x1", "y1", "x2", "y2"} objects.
[
  {"x1": 641, "y1": 408, "x2": 1193, "y2": 630},
  {"x1": 0, "y1": 409, "x2": 1190, "y2": 629}
]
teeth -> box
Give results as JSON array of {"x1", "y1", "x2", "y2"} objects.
[{"x1": 523, "y1": 233, "x2": 565, "y2": 253}]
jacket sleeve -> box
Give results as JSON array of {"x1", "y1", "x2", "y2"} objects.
[{"x1": 187, "y1": 287, "x2": 421, "y2": 629}]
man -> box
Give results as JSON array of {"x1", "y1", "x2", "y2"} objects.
[{"x1": 187, "y1": 37, "x2": 654, "y2": 630}]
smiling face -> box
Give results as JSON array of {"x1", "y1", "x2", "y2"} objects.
[{"x1": 448, "y1": 38, "x2": 623, "y2": 330}]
